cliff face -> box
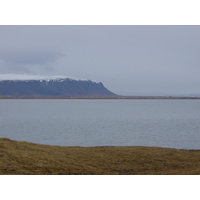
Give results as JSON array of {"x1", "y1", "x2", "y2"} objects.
[{"x1": 0, "y1": 78, "x2": 117, "y2": 98}]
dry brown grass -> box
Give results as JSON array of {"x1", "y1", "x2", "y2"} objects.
[{"x1": 0, "y1": 138, "x2": 199, "y2": 175}]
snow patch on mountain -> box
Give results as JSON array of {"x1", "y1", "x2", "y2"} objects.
[{"x1": 0, "y1": 74, "x2": 100, "y2": 84}]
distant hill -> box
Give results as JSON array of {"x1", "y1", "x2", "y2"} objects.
[{"x1": 0, "y1": 78, "x2": 117, "y2": 98}]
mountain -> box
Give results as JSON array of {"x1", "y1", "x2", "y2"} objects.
[{"x1": 0, "y1": 78, "x2": 117, "y2": 98}]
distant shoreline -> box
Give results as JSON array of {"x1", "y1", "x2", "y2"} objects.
[{"x1": 0, "y1": 96, "x2": 200, "y2": 99}]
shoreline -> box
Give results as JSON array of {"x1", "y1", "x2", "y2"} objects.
[
  {"x1": 0, "y1": 97, "x2": 200, "y2": 99},
  {"x1": 1, "y1": 138, "x2": 200, "y2": 175}
]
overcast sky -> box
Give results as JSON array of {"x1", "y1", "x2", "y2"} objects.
[{"x1": 0, "y1": 25, "x2": 199, "y2": 96}]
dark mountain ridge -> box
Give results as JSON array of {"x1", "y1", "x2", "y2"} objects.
[{"x1": 0, "y1": 78, "x2": 117, "y2": 98}]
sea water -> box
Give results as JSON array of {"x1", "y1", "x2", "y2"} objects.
[{"x1": 0, "y1": 99, "x2": 199, "y2": 149}]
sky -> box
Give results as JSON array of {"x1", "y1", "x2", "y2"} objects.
[{"x1": 0, "y1": 25, "x2": 200, "y2": 96}]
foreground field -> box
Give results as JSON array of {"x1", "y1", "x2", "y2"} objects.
[{"x1": 0, "y1": 138, "x2": 199, "y2": 175}]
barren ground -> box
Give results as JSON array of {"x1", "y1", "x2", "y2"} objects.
[{"x1": 0, "y1": 138, "x2": 199, "y2": 175}]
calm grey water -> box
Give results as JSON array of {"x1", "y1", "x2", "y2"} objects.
[{"x1": 0, "y1": 99, "x2": 199, "y2": 149}]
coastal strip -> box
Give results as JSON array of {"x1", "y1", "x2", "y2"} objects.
[{"x1": 0, "y1": 96, "x2": 200, "y2": 99}]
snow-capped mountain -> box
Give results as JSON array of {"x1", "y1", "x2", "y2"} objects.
[{"x1": 0, "y1": 78, "x2": 117, "y2": 98}]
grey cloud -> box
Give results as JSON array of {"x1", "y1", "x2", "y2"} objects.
[
  {"x1": 0, "y1": 62, "x2": 35, "y2": 75},
  {"x1": 0, "y1": 26, "x2": 66, "y2": 66},
  {"x1": 0, "y1": 49, "x2": 64, "y2": 65},
  {"x1": 0, "y1": 66, "x2": 22, "y2": 74},
  {"x1": 44, "y1": 65, "x2": 55, "y2": 73}
]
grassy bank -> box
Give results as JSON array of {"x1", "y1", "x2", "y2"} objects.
[{"x1": 0, "y1": 138, "x2": 199, "y2": 175}]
